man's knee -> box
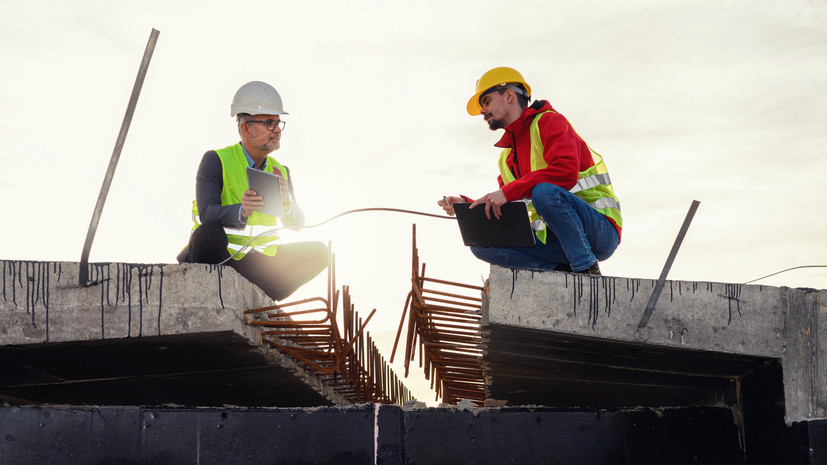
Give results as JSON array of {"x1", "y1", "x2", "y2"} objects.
[
  {"x1": 308, "y1": 242, "x2": 329, "y2": 271},
  {"x1": 194, "y1": 222, "x2": 227, "y2": 242},
  {"x1": 280, "y1": 241, "x2": 329, "y2": 274},
  {"x1": 469, "y1": 245, "x2": 498, "y2": 265},
  {"x1": 469, "y1": 245, "x2": 483, "y2": 260},
  {"x1": 186, "y1": 223, "x2": 229, "y2": 264}
]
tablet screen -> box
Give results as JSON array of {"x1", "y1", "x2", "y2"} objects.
[{"x1": 246, "y1": 166, "x2": 284, "y2": 218}]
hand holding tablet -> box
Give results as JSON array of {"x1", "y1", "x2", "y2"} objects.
[{"x1": 245, "y1": 166, "x2": 285, "y2": 218}]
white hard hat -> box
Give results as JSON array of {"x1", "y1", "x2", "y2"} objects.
[{"x1": 230, "y1": 81, "x2": 288, "y2": 117}]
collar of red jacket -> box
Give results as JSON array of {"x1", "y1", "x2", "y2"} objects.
[{"x1": 494, "y1": 99, "x2": 555, "y2": 148}]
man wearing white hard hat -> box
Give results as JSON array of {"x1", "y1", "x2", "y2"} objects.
[
  {"x1": 439, "y1": 67, "x2": 622, "y2": 275},
  {"x1": 178, "y1": 81, "x2": 327, "y2": 300}
]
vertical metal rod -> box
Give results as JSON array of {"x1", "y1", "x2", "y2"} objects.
[
  {"x1": 79, "y1": 28, "x2": 160, "y2": 286},
  {"x1": 636, "y1": 200, "x2": 701, "y2": 337}
]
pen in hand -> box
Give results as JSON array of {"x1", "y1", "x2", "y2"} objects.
[{"x1": 440, "y1": 195, "x2": 458, "y2": 216}]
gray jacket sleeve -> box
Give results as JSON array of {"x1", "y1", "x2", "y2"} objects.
[{"x1": 195, "y1": 150, "x2": 246, "y2": 229}]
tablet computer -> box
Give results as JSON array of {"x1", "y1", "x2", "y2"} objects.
[
  {"x1": 453, "y1": 202, "x2": 536, "y2": 247},
  {"x1": 246, "y1": 166, "x2": 284, "y2": 218}
]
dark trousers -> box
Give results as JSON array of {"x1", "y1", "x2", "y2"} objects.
[{"x1": 177, "y1": 223, "x2": 328, "y2": 301}]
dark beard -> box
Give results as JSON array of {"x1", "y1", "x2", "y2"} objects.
[{"x1": 487, "y1": 118, "x2": 506, "y2": 130}]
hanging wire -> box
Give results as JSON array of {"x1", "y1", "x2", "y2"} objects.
[
  {"x1": 217, "y1": 207, "x2": 455, "y2": 266},
  {"x1": 204, "y1": 206, "x2": 825, "y2": 288},
  {"x1": 743, "y1": 265, "x2": 827, "y2": 285}
]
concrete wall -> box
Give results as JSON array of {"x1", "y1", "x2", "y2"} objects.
[
  {"x1": 484, "y1": 266, "x2": 825, "y2": 422},
  {"x1": 0, "y1": 404, "x2": 753, "y2": 465}
]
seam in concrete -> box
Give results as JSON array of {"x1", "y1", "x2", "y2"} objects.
[{"x1": 374, "y1": 402, "x2": 380, "y2": 465}]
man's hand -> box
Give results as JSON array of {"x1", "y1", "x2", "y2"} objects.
[
  {"x1": 437, "y1": 196, "x2": 464, "y2": 216},
  {"x1": 274, "y1": 170, "x2": 291, "y2": 213},
  {"x1": 470, "y1": 189, "x2": 507, "y2": 219},
  {"x1": 240, "y1": 189, "x2": 264, "y2": 220}
]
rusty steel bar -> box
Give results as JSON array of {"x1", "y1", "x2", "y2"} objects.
[
  {"x1": 244, "y1": 246, "x2": 413, "y2": 405},
  {"x1": 389, "y1": 291, "x2": 413, "y2": 363},
  {"x1": 391, "y1": 224, "x2": 487, "y2": 406}
]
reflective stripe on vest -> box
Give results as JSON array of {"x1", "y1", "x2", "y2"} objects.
[
  {"x1": 570, "y1": 173, "x2": 611, "y2": 194},
  {"x1": 192, "y1": 213, "x2": 280, "y2": 239},
  {"x1": 498, "y1": 111, "x2": 623, "y2": 244},
  {"x1": 189, "y1": 143, "x2": 288, "y2": 260}
]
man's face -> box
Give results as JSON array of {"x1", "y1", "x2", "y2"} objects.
[
  {"x1": 243, "y1": 114, "x2": 283, "y2": 153},
  {"x1": 479, "y1": 90, "x2": 508, "y2": 130}
]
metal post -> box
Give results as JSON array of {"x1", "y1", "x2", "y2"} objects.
[
  {"x1": 79, "y1": 28, "x2": 160, "y2": 286},
  {"x1": 635, "y1": 200, "x2": 700, "y2": 339}
]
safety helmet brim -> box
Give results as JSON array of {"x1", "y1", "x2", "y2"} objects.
[
  {"x1": 231, "y1": 81, "x2": 289, "y2": 117},
  {"x1": 466, "y1": 67, "x2": 531, "y2": 116}
]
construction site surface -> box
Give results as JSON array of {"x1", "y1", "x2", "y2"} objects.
[{"x1": 0, "y1": 231, "x2": 824, "y2": 464}]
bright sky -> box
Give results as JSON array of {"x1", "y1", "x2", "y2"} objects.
[{"x1": 1, "y1": 0, "x2": 825, "y2": 404}]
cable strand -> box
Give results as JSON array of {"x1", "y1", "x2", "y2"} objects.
[
  {"x1": 216, "y1": 207, "x2": 454, "y2": 266},
  {"x1": 743, "y1": 265, "x2": 827, "y2": 284}
]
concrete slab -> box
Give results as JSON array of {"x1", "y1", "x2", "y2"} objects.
[
  {"x1": 482, "y1": 266, "x2": 825, "y2": 423},
  {"x1": 0, "y1": 260, "x2": 343, "y2": 406}
]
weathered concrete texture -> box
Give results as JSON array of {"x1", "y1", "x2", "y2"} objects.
[
  {"x1": 404, "y1": 406, "x2": 744, "y2": 465},
  {"x1": 789, "y1": 419, "x2": 827, "y2": 465},
  {"x1": 0, "y1": 260, "x2": 268, "y2": 344},
  {"x1": 484, "y1": 266, "x2": 824, "y2": 423},
  {"x1": 0, "y1": 260, "x2": 344, "y2": 406},
  {"x1": 0, "y1": 404, "x2": 756, "y2": 465},
  {"x1": 819, "y1": 290, "x2": 827, "y2": 419}
]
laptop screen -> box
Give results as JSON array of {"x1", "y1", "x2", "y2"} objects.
[{"x1": 453, "y1": 202, "x2": 536, "y2": 247}]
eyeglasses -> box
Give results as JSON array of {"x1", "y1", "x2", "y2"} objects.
[{"x1": 245, "y1": 119, "x2": 286, "y2": 131}]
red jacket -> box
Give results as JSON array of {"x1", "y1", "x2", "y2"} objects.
[
  {"x1": 487, "y1": 100, "x2": 622, "y2": 239},
  {"x1": 496, "y1": 100, "x2": 595, "y2": 201}
]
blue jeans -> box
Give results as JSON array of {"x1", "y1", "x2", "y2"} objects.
[{"x1": 470, "y1": 183, "x2": 619, "y2": 272}]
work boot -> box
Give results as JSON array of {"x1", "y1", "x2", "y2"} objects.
[{"x1": 576, "y1": 262, "x2": 601, "y2": 275}]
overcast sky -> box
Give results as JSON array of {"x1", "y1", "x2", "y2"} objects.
[{"x1": 1, "y1": 0, "x2": 825, "y2": 404}]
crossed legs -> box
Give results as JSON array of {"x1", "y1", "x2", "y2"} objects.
[{"x1": 178, "y1": 222, "x2": 328, "y2": 301}]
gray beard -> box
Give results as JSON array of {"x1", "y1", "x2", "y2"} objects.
[{"x1": 257, "y1": 138, "x2": 280, "y2": 152}]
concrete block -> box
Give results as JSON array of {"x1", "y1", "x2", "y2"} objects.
[
  {"x1": 486, "y1": 266, "x2": 787, "y2": 357},
  {"x1": 781, "y1": 288, "x2": 820, "y2": 422},
  {"x1": 0, "y1": 260, "x2": 271, "y2": 345},
  {"x1": 0, "y1": 260, "x2": 345, "y2": 406},
  {"x1": 484, "y1": 265, "x2": 825, "y2": 424}
]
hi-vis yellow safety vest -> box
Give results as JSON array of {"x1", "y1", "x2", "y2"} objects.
[
  {"x1": 498, "y1": 111, "x2": 622, "y2": 244},
  {"x1": 190, "y1": 143, "x2": 288, "y2": 260}
]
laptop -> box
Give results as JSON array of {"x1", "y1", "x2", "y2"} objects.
[
  {"x1": 453, "y1": 202, "x2": 536, "y2": 247},
  {"x1": 246, "y1": 166, "x2": 284, "y2": 218}
]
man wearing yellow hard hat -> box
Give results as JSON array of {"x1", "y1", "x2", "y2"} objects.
[{"x1": 439, "y1": 67, "x2": 622, "y2": 275}]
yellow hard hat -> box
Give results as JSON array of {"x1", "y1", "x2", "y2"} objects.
[{"x1": 466, "y1": 67, "x2": 532, "y2": 115}]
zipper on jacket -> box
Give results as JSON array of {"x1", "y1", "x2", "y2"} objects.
[{"x1": 510, "y1": 131, "x2": 521, "y2": 178}]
